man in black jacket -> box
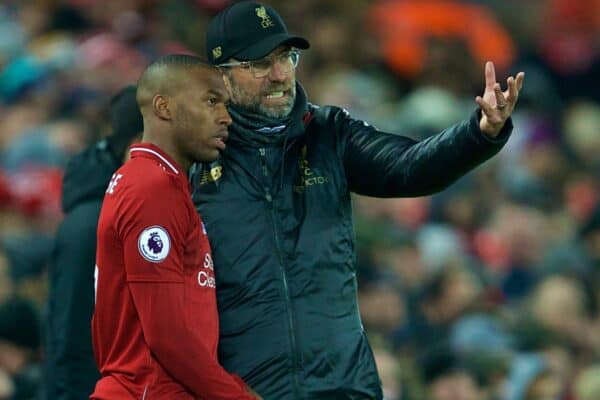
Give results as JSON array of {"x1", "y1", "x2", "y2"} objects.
[
  {"x1": 192, "y1": 2, "x2": 525, "y2": 399},
  {"x1": 44, "y1": 86, "x2": 143, "y2": 400}
]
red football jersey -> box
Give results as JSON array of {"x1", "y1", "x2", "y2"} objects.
[{"x1": 91, "y1": 143, "x2": 253, "y2": 400}]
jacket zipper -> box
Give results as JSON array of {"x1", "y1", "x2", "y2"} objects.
[{"x1": 259, "y1": 147, "x2": 301, "y2": 399}]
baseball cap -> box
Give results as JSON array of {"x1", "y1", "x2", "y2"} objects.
[{"x1": 206, "y1": 1, "x2": 310, "y2": 65}]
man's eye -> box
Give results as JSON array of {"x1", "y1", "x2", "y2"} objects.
[
  {"x1": 252, "y1": 60, "x2": 271, "y2": 70},
  {"x1": 208, "y1": 98, "x2": 217, "y2": 106}
]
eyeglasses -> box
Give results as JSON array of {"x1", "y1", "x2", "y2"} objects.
[{"x1": 217, "y1": 50, "x2": 300, "y2": 78}]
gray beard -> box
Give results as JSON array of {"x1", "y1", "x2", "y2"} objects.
[{"x1": 230, "y1": 81, "x2": 296, "y2": 119}]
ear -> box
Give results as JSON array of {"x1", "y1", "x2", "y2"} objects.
[{"x1": 152, "y1": 94, "x2": 171, "y2": 120}]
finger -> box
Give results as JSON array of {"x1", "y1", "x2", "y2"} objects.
[
  {"x1": 475, "y1": 95, "x2": 495, "y2": 116},
  {"x1": 485, "y1": 61, "x2": 497, "y2": 89},
  {"x1": 494, "y1": 83, "x2": 506, "y2": 108},
  {"x1": 506, "y1": 76, "x2": 518, "y2": 104},
  {"x1": 515, "y1": 71, "x2": 525, "y2": 91}
]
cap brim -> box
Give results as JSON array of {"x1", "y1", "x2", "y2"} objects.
[{"x1": 234, "y1": 33, "x2": 310, "y2": 61}]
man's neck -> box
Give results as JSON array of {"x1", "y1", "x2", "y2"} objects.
[{"x1": 140, "y1": 134, "x2": 189, "y2": 175}]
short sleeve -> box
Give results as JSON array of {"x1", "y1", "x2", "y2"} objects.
[{"x1": 116, "y1": 176, "x2": 187, "y2": 283}]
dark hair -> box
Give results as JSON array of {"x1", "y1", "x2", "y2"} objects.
[
  {"x1": 136, "y1": 54, "x2": 215, "y2": 116},
  {"x1": 147, "y1": 54, "x2": 210, "y2": 69},
  {"x1": 106, "y1": 85, "x2": 144, "y2": 161},
  {"x1": 137, "y1": 54, "x2": 212, "y2": 89}
]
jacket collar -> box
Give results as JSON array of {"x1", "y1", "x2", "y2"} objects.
[{"x1": 226, "y1": 81, "x2": 310, "y2": 147}]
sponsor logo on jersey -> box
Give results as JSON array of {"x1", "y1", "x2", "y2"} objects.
[
  {"x1": 138, "y1": 226, "x2": 171, "y2": 263},
  {"x1": 197, "y1": 253, "x2": 215, "y2": 288}
]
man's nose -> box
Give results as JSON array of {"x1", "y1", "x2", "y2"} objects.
[
  {"x1": 216, "y1": 104, "x2": 232, "y2": 126},
  {"x1": 267, "y1": 61, "x2": 289, "y2": 82}
]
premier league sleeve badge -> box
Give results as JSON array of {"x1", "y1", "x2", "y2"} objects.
[{"x1": 138, "y1": 226, "x2": 171, "y2": 263}]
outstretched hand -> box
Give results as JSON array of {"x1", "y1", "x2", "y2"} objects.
[{"x1": 476, "y1": 61, "x2": 525, "y2": 138}]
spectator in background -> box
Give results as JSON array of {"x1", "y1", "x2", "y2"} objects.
[
  {"x1": 0, "y1": 296, "x2": 41, "y2": 400},
  {"x1": 420, "y1": 346, "x2": 487, "y2": 400},
  {"x1": 503, "y1": 353, "x2": 565, "y2": 400},
  {"x1": 44, "y1": 85, "x2": 143, "y2": 400},
  {"x1": 368, "y1": 0, "x2": 516, "y2": 81},
  {"x1": 573, "y1": 364, "x2": 600, "y2": 400}
]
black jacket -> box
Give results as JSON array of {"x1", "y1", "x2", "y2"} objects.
[
  {"x1": 45, "y1": 141, "x2": 118, "y2": 400},
  {"x1": 192, "y1": 89, "x2": 511, "y2": 400}
]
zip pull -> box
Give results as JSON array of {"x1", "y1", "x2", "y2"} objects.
[
  {"x1": 258, "y1": 148, "x2": 268, "y2": 177},
  {"x1": 265, "y1": 188, "x2": 272, "y2": 202}
]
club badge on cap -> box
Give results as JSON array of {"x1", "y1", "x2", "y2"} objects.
[{"x1": 255, "y1": 6, "x2": 274, "y2": 28}]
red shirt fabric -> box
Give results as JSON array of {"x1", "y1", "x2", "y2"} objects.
[{"x1": 91, "y1": 143, "x2": 253, "y2": 400}]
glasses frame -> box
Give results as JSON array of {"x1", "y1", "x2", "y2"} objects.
[{"x1": 217, "y1": 49, "x2": 300, "y2": 78}]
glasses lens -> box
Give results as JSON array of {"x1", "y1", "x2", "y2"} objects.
[
  {"x1": 250, "y1": 50, "x2": 300, "y2": 78},
  {"x1": 251, "y1": 59, "x2": 271, "y2": 78},
  {"x1": 289, "y1": 51, "x2": 300, "y2": 68}
]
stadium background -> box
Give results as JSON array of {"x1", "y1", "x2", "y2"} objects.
[{"x1": 0, "y1": 0, "x2": 599, "y2": 399}]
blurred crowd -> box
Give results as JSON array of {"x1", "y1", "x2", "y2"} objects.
[{"x1": 0, "y1": 0, "x2": 599, "y2": 399}]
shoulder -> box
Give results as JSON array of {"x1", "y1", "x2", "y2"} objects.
[
  {"x1": 60, "y1": 200, "x2": 103, "y2": 232},
  {"x1": 116, "y1": 158, "x2": 180, "y2": 199},
  {"x1": 308, "y1": 104, "x2": 366, "y2": 137},
  {"x1": 105, "y1": 159, "x2": 187, "y2": 236},
  {"x1": 307, "y1": 104, "x2": 373, "y2": 146},
  {"x1": 54, "y1": 201, "x2": 103, "y2": 253},
  {"x1": 308, "y1": 103, "x2": 347, "y2": 125}
]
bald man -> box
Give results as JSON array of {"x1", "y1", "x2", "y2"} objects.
[{"x1": 91, "y1": 55, "x2": 260, "y2": 400}]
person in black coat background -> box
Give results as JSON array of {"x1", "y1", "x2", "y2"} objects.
[{"x1": 44, "y1": 86, "x2": 143, "y2": 400}]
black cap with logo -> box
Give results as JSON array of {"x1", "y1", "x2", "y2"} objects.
[{"x1": 206, "y1": 1, "x2": 310, "y2": 65}]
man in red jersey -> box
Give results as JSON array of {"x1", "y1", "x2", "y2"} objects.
[{"x1": 91, "y1": 54, "x2": 261, "y2": 400}]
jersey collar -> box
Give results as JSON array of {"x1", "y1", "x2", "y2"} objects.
[{"x1": 128, "y1": 143, "x2": 183, "y2": 176}]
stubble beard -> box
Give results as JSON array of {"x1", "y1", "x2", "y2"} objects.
[
  {"x1": 229, "y1": 78, "x2": 296, "y2": 120},
  {"x1": 173, "y1": 112, "x2": 214, "y2": 163}
]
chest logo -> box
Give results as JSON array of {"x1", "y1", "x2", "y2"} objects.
[
  {"x1": 138, "y1": 226, "x2": 171, "y2": 263},
  {"x1": 294, "y1": 146, "x2": 329, "y2": 193},
  {"x1": 198, "y1": 165, "x2": 223, "y2": 185}
]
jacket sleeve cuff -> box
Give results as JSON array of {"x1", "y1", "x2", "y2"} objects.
[{"x1": 471, "y1": 108, "x2": 513, "y2": 144}]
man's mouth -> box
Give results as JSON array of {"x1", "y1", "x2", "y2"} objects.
[
  {"x1": 214, "y1": 132, "x2": 228, "y2": 150},
  {"x1": 264, "y1": 88, "x2": 292, "y2": 101},
  {"x1": 266, "y1": 91, "x2": 285, "y2": 99}
]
